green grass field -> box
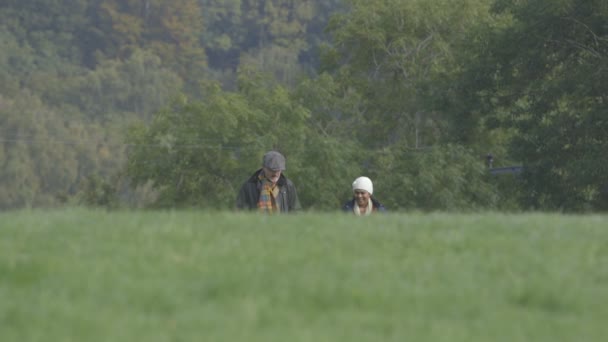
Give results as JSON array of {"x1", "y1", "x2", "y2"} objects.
[{"x1": 1, "y1": 208, "x2": 607, "y2": 341}]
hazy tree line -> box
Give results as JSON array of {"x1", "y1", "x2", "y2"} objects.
[{"x1": 0, "y1": 0, "x2": 606, "y2": 212}]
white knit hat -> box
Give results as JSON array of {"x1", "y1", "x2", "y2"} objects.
[{"x1": 352, "y1": 176, "x2": 373, "y2": 195}]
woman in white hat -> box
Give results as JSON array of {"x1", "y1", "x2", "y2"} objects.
[{"x1": 342, "y1": 176, "x2": 386, "y2": 216}]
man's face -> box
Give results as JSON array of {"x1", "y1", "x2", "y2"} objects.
[
  {"x1": 263, "y1": 167, "x2": 282, "y2": 184},
  {"x1": 354, "y1": 189, "x2": 370, "y2": 207}
]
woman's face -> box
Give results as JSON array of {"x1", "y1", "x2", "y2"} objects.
[{"x1": 354, "y1": 189, "x2": 370, "y2": 207}]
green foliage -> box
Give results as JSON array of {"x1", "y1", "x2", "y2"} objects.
[
  {"x1": 201, "y1": 0, "x2": 322, "y2": 86},
  {"x1": 291, "y1": 72, "x2": 368, "y2": 210},
  {"x1": 0, "y1": 91, "x2": 127, "y2": 209},
  {"x1": 53, "y1": 49, "x2": 183, "y2": 121},
  {"x1": 78, "y1": 174, "x2": 117, "y2": 208},
  {"x1": 300, "y1": 0, "x2": 347, "y2": 67},
  {"x1": 0, "y1": 93, "x2": 76, "y2": 207},
  {"x1": 1, "y1": 0, "x2": 605, "y2": 212},
  {"x1": 125, "y1": 69, "x2": 310, "y2": 208},
  {"x1": 93, "y1": 0, "x2": 207, "y2": 90},
  {"x1": 293, "y1": 72, "x2": 365, "y2": 140},
  {"x1": 240, "y1": 45, "x2": 304, "y2": 86},
  {"x1": 0, "y1": 0, "x2": 90, "y2": 64},
  {"x1": 0, "y1": 27, "x2": 85, "y2": 98},
  {"x1": 451, "y1": 0, "x2": 608, "y2": 211},
  {"x1": 199, "y1": 0, "x2": 247, "y2": 73},
  {"x1": 322, "y1": 0, "x2": 495, "y2": 148},
  {"x1": 291, "y1": 135, "x2": 361, "y2": 210},
  {"x1": 368, "y1": 144, "x2": 498, "y2": 211},
  {"x1": 0, "y1": 29, "x2": 26, "y2": 95}
]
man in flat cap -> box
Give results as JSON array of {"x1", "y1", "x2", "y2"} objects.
[{"x1": 236, "y1": 151, "x2": 301, "y2": 213}]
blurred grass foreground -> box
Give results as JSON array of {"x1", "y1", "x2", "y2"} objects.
[{"x1": 1, "y1": 208, "x2": 607, "y2": 342}]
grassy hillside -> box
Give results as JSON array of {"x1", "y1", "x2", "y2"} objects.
[{"x1": 1, "y1": 209, "x2": 607, "y2": 341}]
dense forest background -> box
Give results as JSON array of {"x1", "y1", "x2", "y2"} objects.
[{"x1": 1, "y1": 0, "x2": 606, "y2": 212}]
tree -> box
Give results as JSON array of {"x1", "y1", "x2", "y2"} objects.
[
  {"x1": 0, "y1": 91, "x2": 121, "y2": 209},
  {"x1": 125, "y1": 68, "x2": 310, "y2": 208},
  {"x1": 452, "y1": 0, "x2": 608, "y2": 211},
  {"x1": 94, "y1": 0, "x2": 207, "y2": 89},
  {"x1": 321, "y1": 0, "x2": 495, "y2": 149},
  {"x1": 0, "y1": 0, "x2": 90, "y2": 64},
  {"x1": 54, "y1": 49, "x2": 183, "y2": 122},
  {"x1": 368, "y1": 144, "x2": 498, "y2": 211}
]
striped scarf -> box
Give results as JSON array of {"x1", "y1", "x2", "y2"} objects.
[{"x1": 258, "y1": 173, "x2": 279, "y2": 214}]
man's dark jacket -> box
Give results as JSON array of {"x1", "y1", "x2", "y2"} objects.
[{"x1": 236, "y1": 169, "x2": 301, "y2": 213}]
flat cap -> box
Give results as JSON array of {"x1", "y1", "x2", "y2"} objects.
[{"x1": 263, "y1": 151, "x2": 286, "y2": 171}]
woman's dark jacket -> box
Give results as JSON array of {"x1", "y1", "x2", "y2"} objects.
[
  {"x1": 342, "y1": 198, "x2": 387, "y2": 213},
  {"x1": 236, "y1": 169, "x2": 301, "y2": 213}
]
